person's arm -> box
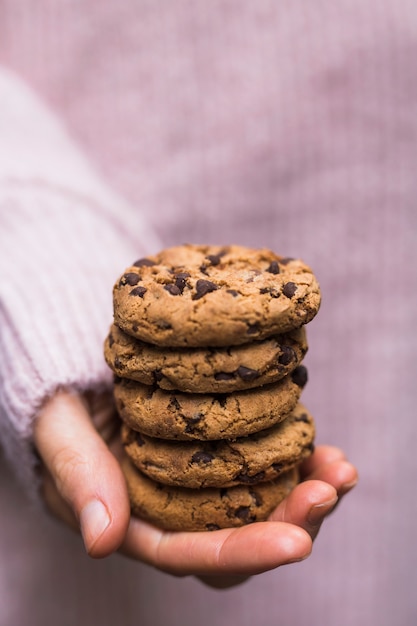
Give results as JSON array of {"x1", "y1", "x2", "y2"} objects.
[{"x1": 0, "y1": 67, "x2": 161, "y2": 490}]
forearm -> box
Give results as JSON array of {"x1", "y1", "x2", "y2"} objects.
[{"x1": 0, "y1": 67, "x2": 161, "y2": 493}]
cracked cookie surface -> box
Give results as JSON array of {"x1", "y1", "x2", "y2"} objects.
[
  {"x1": 112, "y1": 244, "x2": 321, "y2": 347},
  {"x1": 114, "y1": 366, "x2": 307, "y2": 440},
  {"x1": 122, "y1": 403, "x2": 315, "y2": 488},
  {"x1": 122, "y1": 456, "x2": 299, "y2": 531},
  {"x1": 105, "y1": 323, "x2": 308, "y2": 393}
]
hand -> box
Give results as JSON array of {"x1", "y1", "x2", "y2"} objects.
[{"x1": 34, "y1": 390, "x2": 358, "y2": 589}]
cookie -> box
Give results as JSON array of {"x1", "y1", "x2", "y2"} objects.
[
  {"x1": 114, "y1": 366, "x2": 307, "y2": 441},
  {"x1": 122, "y1": 456, "x2": 299, "y2": 531},
  {"x1": 112, "y1": 244, "x2": 321, "y2": 347},
  {"x1": 105, "y1": 323, "x2": 308, "y2": 393},
  {"x1": 122, "y1": 403, "x2": 315, "y2": 488}
]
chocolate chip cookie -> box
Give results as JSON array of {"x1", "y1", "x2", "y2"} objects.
[
  {"x1": 122, "y1": 456, "x2": 299, "y2": 531},
  {"x1": 105, "y1": 323, "x2": 308, "y2": 393},
  {"x1": 112, "y1": 244, "x2": 321, "y2": 347},
  {"x1": 122, "y1": 403, "x2": 315, "y2": 488},
  {"x1": 114, "y1": 366, "x2": 307, "y2": 441}
]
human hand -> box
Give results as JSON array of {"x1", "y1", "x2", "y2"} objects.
[{"x1": 34, "y1": 390, "x2": 358, "y2": 589}]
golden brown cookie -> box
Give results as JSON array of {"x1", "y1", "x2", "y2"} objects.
[
  {"x1": 122, "y1": 403, "x2": 315, "y2": 488},
  {"x1": 114, "y1": 366, "x2": 307, "y2": 441},
  {"x1": 112, "y1": 244, "x2": 321, "y2": 347},
  {"x1": 122, "y1": 456, "x2": 299, "y2": 531},
  {"x1": 105, "y1": 323, "x2": 308, "y2": 393}
]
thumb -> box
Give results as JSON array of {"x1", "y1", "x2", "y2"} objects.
[{"x1": 34, "y1": 390, "x2": 130, "y2": 558}]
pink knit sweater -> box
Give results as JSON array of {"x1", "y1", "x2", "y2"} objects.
[
  {"x1": 0, "y1": 2, "x2": 416, "y2": 625},
  {"x1": 0, "y1": 68, "x2": 161, "y2": 488}
]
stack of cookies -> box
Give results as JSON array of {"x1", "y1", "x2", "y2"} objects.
[{"x1": 104, "y1": 244, "x2": 321, "y2": 532}]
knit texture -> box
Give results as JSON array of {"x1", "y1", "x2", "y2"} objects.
[{"x1": 0, "y1": 70, "x2": 161, "y2": 488}]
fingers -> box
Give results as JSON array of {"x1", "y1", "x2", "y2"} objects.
[
  {"x1": 119, "y1": 444, "x2": 358, "y2": 578},
  {"x1": 40, "y1": 465, "x2": 79, "y2": 532},
  {"x1": 34, "y1": 390, "x2": 130, "y2": 558},
  {"x1": 270, "y1": 445, "x2": 359, "y2": 540},
  {"x1": 121, "y1": 517, "x2": 312, "y2": 578},
  {"x1": 300, "y1": 445, "x2": 359, "y2": 496},
  {"x1": 269, "y1": 480, "x2": 338, "y2": 540}
]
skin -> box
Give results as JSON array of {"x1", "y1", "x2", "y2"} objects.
[{"x1": 34, "y1": 389, "x2": 358, "y2": 589}]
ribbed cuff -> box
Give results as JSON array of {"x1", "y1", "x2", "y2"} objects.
[{"x1": 0, "y1": 181, "x2": 161, "y2": 498}]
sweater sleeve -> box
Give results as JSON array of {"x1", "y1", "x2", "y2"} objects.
[{"x1": 0, "y1": 68, "x2": 162, "y2": 494}]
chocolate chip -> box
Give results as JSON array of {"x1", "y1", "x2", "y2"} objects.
[
  {"x1": 246, "y1": 323, "x2": 260, "y2": 335},
  {"x1": 174, "y1": 272, "x2": 190, "y2": 292},
  {"x1": 168, "y1": 396, "x2": 181, "y2": 411},
  {"x1": 278, "y1": 345, "x2": 295, "y2": 365},
  {"x1": 214, "y1": 372, "x2": 236, "y2": 381},
  {"x1": 206, "y1": 523, "x2": 220, "y2": 531},
  {"x1": 114, "y1": 356, "x2": 124, "y2": 370},
  {"x1": 237, "y1": 366, "x2": 260, "y2": 382},
  {"x1": 120, "y1": 272, "x2": 140, "y2": 286},
  {"x1": 205, "y1": 248, "x2": 228, "y2": 267},
  {"x1": 272, "y1": 462, "x2": 284, "y2": 473},
  {"x1": 108, "y1": 333, "x2": 114, "y2": 348},
  {"x1": 291, "y1": 365, "x2": 308, "y2": 388},
  {"x1": 259, "y1": 287, "x2": 280, "y2": 298},
  {"x1": 129, "y1": 286, "x2": 147, "y2": 298},
  {"x1": 266, "y1": 261, "x2": 280, "y2": 274},
  {"x1": 133, "y1": 258, "x2": 155, "y2": 267},
  {"x1": 282, "y1": 282, "x2": 297, "y2": 298},
  {"x1": 220, "y1": 488, "x2": 228, "y2": 498},
  {"x1": 200, "y1": 250, "x2": 227, "y2": 276},
  {"x1": 234, "y1": 506, "x2": 255, "y2": 522},
  {"x1": 192, "y1": 279, "x2": 218, "y2": 300},
  {"x1": 279, "y1": 257, "x2": 294, "y2": 265},
  {"x1": 184, "y1": 413, "x2": 203, "y2": 434},
  {"x1": 205, "y1": 253, "x2": 222, "y2": 266},
  {"x1": 237, "y1": 471, "x2": 265, "y2": 484},
  {"x1": 226, "y1": 289, "x2": 240, "y2": 297},
  {"x1": 294, "y1": 412, "x2": 310, "y2": 424},
  {"x1": 164, "y1": 283, "x2": 181, "y2": 295},
  {"x1": 216, "y1": 395, "x2": 228, "y2": 408},
  {"x1": 191, "y1": 451, "x2": 214, "y2": 464}
]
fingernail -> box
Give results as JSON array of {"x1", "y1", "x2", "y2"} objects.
[
  {"x1": 80, "y1": 499, "x2": 111, "y2": 553},
  {"x1": 307, "y1": 496, "x2": 338, "y2": 526},
  {"x1": 340, "y1": 478, "x2": 358, "y2": 495}
]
